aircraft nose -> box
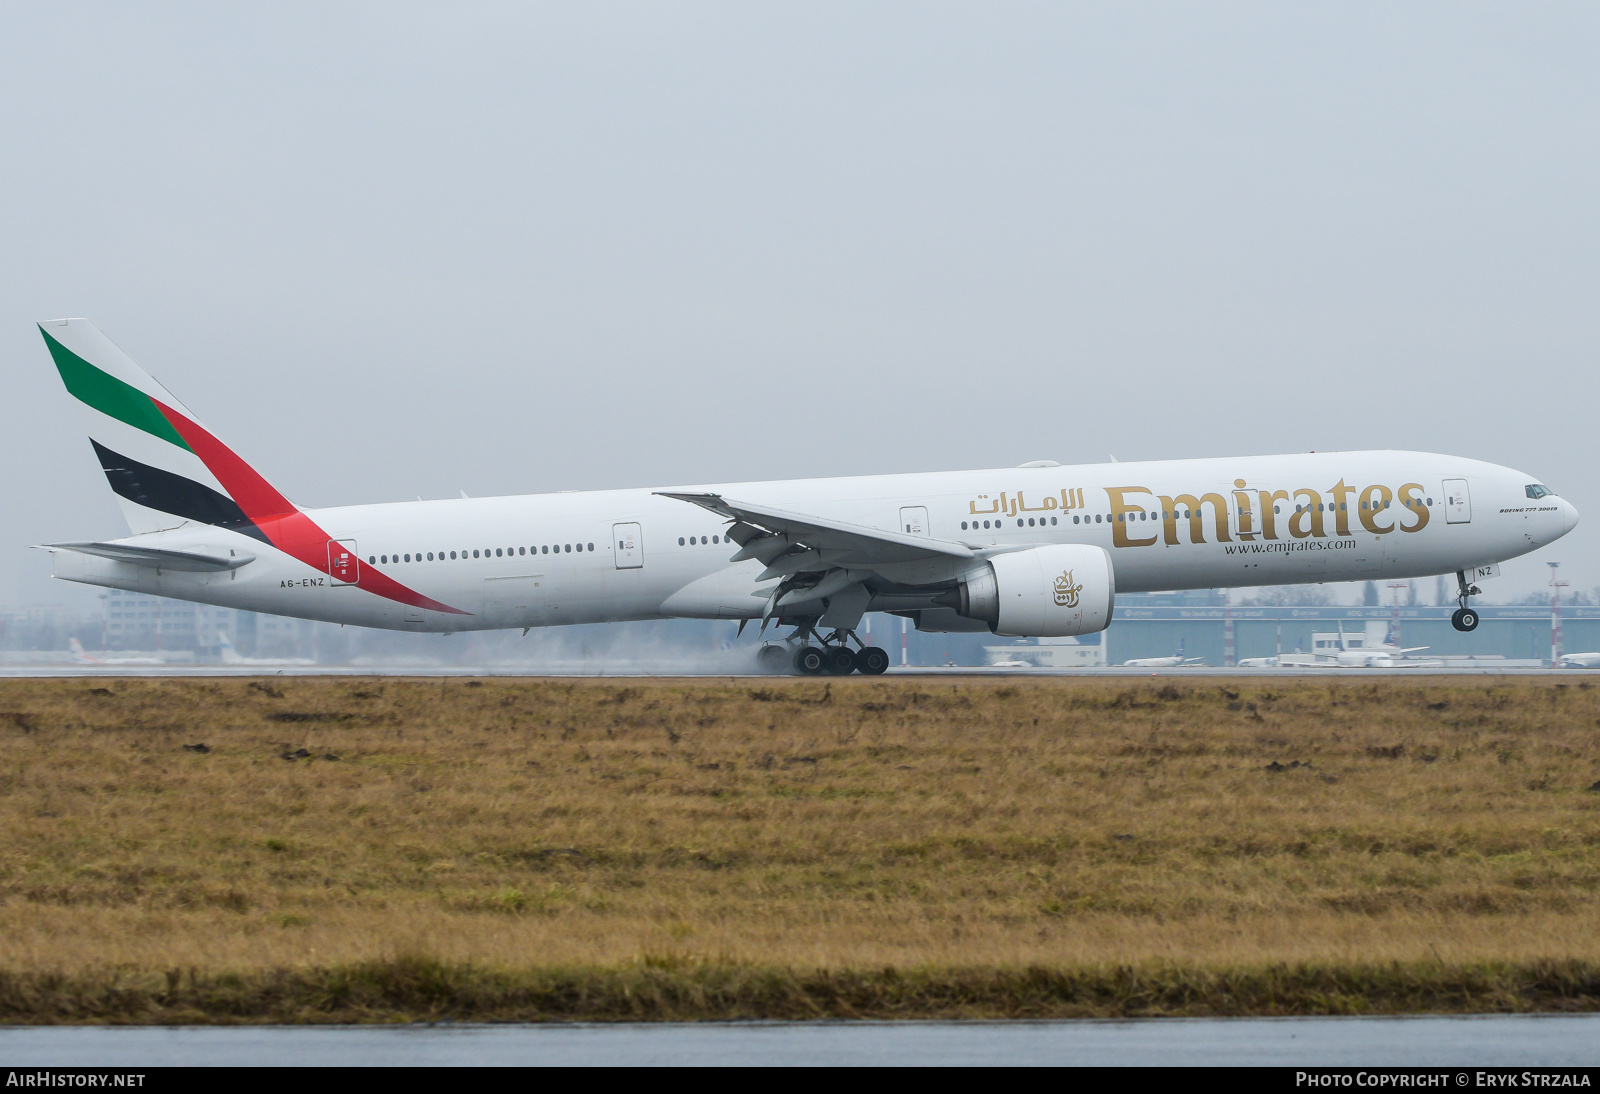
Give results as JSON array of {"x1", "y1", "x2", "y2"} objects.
[{"x1": 1561, "y1": 498, "x2": 1580, "y2": 535}]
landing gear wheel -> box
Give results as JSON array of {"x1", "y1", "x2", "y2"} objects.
[
  {"x1": 758, "y1": 644, "x2": 790, "y2": 674},
  {"x1": 1451, "y1": 607, "x2": 1480, "y2": 633},
  {"x1": 856, "y1": 646, "x2": 890, "y2": 675},
  {"x1": 823, "y1": 646, "x2": 858, "y2": 675},
  {"x1": 794, "y1": 646, "x2": 827, "y2": 675}
]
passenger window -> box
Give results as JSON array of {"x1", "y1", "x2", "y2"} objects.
[
  {"x1": 1050, "y1": 517, "x2": 1057, "y2": 525},
  {"x1": 1073, "y1": 516, "x2": 1080, "y2": 524},
  {"x1": 961, "y1": 521, "x2": 968, "y2": 530},
  {"x1": 368, "y1": 556, "x2": 376, "y2": 564},
  {"x1": 679, "y1": 537, "x2": 685, "y2": 546},
  {"x1": 565, "y1": 544, "x2": 571, "y2": 552},
  {"x1": 472, "y1": 550, "x2": 479, "y2": 558},
  {"x1": 587, "y1": 543, "x2": 594, "y2": 551},
  {"x1": 712, "y1": 535, "x2": 719, "y2": 544}
]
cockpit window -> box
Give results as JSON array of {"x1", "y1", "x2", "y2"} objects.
[{"x1": 1526, "y1": 484, "x2": 1556, "y2": 500}]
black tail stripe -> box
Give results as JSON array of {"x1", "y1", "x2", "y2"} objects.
[{"x1": 90, "y1": 439, "x2": 269, "y2": 544}]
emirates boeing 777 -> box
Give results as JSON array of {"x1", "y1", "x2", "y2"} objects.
[{"x1": 35, "y1": 319, "x2": 1578, "y2": 674}]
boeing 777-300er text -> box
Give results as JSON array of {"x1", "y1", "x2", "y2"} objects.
[{"x1": 33, "y1": 319, "x2": 1580, "y2": 674}]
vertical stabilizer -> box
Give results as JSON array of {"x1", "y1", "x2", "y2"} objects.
[{"x1": 39, "y1": 319, "x2": 296, "y2": 539}]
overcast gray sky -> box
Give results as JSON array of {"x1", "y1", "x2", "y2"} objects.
[{"x1": 3, "y1": 2, "x2": 1597, "y2": 610}]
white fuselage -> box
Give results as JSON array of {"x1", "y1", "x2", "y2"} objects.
[{"x1": 52, "y1": 450, "x2": 1578, "y2": 633}]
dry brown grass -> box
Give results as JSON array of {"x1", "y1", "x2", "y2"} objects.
[{"x1": 0, "y1": 675, "x2": 1597, "y2": 1019}]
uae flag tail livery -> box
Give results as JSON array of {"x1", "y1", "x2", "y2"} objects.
[{"x1": 38, "y1": 319, "x2": 464, "y2": 617}]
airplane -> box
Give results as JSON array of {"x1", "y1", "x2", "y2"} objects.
[
  {"x1": 68, "y1": 636, "x2": 167, "y2": 666},
  {"x1": 217, "y1": 632, "x2": 315, "y2": 667},
  {"x1": 1123, "y1": 637, "x2": 1205, "y2": 668},
  {"x1": 1236, "y1": 656, "x2": 1280, "y2": 668},
  {"x1": 1556, "y1": 652, "x2": 1600, "y2": 668},
  {"x1": 32, "y1": 319, "x2": 1580, "y2": 676},
  {"x1": 1330, "y1": 621, "x2": 1432, "y2": 668}
]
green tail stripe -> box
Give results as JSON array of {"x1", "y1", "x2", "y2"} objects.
[{"x1": 40, "y1": 327, "x2": 192, "y2": 452}]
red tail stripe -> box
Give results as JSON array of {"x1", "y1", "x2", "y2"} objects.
[{"x1": 154, "y1": 402, "x2": 469, "y2": 616}]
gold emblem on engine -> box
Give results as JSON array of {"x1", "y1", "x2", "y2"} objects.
[{"x1": 1053, "y1": 570, "x2": 1082, "y2": 608}]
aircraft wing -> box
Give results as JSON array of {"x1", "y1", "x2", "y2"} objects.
[
  {"x1": 654, "y1": 492, "x2": 975, "y2": 565},
  {"x1": 38, "y1": 541, "x2": 254, "y2": 572},
  {"x1": 655, "y1": 491, "x2": 976, "y2": 625}
]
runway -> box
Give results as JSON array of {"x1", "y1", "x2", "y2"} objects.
[
  {"x1": 0, "y1": 663, "x2": 1594, "y2": 678},
  {"x1": 3, "y1": 1014, "x2": 1596, "y2": 1067}
]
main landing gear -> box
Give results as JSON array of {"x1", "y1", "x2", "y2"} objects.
[
  {"x1": 760, "y1": 627, "x2": 889, "y2": 676},
  {"x1": 1451, "y1": 569, "x2": 1481, "y2": 633}
]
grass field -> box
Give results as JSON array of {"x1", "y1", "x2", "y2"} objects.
[{"x1": 0, "y1": 674, "x2": 1596, "y2": 1021}]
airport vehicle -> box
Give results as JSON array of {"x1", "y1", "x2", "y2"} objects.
[
  {"x1": 217, "y1": 633, "x2": 315, "y2": 667},
  {"x1": 1556, "y1": 652, "x2": 1600, "y2": 668},
  {"x1": 68, "y1": 636, "x2": 167, "y2": 666},
  {"x1": 1123, "y1": 638, "x2": 1205, "y2": 668},
  {"x1": 34, "y1": 319, "x2": 1580, "y2": 674}
]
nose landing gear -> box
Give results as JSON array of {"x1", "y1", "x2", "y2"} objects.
[{"x1": 1451, "y1": 569, "x2": 1482, "y2": 632}]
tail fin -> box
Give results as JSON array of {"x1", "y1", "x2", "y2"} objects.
[
  {"x1": 41, "y1": 319, "x2": 472, "y2": 619},
  {"x1": 39, "y1": 319, "x2": 297, "y2": 540}
]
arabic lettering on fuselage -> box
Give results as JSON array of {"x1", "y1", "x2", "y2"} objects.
[
  {"x1": 969, "y1": 489, "x2": 1085, "y2": 517},
  {"x1": 967, "y1": 478, "x2": 1433, "y2": 548}
]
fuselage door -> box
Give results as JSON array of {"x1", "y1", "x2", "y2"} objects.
[
  {"x1": 613, "y1": 523, "x2": 643, "y2": 569},
  {"x1": 1443, "y1": 479, "x2": 1471, "y2": 524},
  {"x1": 327, "y1": 539, "x2": 360, "y2": 585},
  {"x1": 900, "y1": 507, "x2": 929, "y2": 537}
]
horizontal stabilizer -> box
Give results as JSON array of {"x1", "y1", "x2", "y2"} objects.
[{"x1": 37, "y1": 541, "x2": 254, "y2": 572}]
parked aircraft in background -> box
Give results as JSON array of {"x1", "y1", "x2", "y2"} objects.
[
  {"x1": 1330, "y1": 622, "x2": 1433, "y2": 667},
  {"x1": 1123, "y1": 638, "x2": 1205, "y2": 668},
  {"x1": 34, "y1": 319, "x2": 1579, "y2": 674},
  {"x1": 1557, "y1": 652, "x2": 1600, "y2": 668},
  {"x1": 217, "y1": 633, "x2": 315, "y2": 667},
  {"x1": 68, "y1": 637, "x2": 166, "y2": 666}
]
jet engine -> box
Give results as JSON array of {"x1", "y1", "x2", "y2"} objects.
[{"x1": 937, "y1": 544, "x2": 1114, "y2": 637}]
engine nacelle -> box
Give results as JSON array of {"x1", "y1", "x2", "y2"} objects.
[{"x1": 942, "y1": 544, "x2": 1115, "y2": 637}]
